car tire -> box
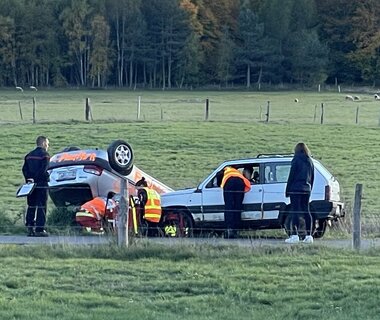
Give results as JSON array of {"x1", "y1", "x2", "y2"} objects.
[
  {"x1": 160, "y1": 209, "x2": 194, "y2": 237},
  {"x1": 107, "y1": 140, "x2": 134, "y2": 175},
  {"x1": 314, "y1": 219, "x2": 327, "y2": 238}
]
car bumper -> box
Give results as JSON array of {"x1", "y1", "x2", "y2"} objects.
[{"x1": 311, "y1": 200, "x2": 345, "y2": 220}]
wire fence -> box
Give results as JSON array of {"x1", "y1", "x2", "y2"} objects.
[
  {"x1": 4, "y1": 184, "x2": 378, "y2": 245},
  {"x1": 1, "y1": 93, "x2": 380, "y2": 126}
]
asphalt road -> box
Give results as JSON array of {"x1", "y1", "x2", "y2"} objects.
[{"x1": 0, "y1": 235, "x2": 379, "y2": 250}]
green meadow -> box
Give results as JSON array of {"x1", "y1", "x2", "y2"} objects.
[
  {"x1": 1, "y1": 89, "x2": 380, "y2": 234},
  {"x1": 0, "y1": 244, "x2": 380, "y2": 320},
  {"x1": 1, "y1": 89, "x2": 380, "y2": 319}
]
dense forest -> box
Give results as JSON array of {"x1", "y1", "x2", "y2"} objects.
[{"x1": 0, "y1": 0, "x2": 379, "y2": 89}]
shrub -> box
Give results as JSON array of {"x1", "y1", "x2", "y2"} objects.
[{"x1": 47, "y1": 206, "x2": 79, "y2": 233}]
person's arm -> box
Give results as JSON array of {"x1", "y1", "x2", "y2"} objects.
[
  {"x1": 285, "y1": 159, "x2": 297, "y2": 197},
  {"x1": 138, "y1": 189, "x2": 148, "y2": 206},
  {"x1": 34, "y1": 152, "x2": 50, "y2": 182},
  {"x1": 310, "y1": 160, "x2": 315, "y2": 190}
]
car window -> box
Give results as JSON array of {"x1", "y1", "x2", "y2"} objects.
[
  {"x1": 205, "y1": 164, "x2": 261, "y2": 188},
  {"x1": 264, "y1": 163, "x2": 291, "y2": 184},
  {"x1": 205, "y1": 170, "x2": 224, "y2": 188}
]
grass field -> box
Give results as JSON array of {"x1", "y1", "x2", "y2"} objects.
[
  {"x1": 1, "y1": 88, "x2": 380, "y2": 125},
  {"x1": 1, "y1": 89, "x2": 380, "y2": 320},
  {"x1": 0, "y1": 243, "x2": 380, "y2": 320},
  {"x1": 1, "y1": 89, "x2": 380, "y2": 234}
]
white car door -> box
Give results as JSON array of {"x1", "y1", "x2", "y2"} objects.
[
  {"x1": 261, "y1": 162, "x2": 291, "y2": 221},
  {"x1": 201, "y1": 171, "x2": 263, "y2": 222}
]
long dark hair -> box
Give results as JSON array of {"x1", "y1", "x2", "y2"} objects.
[{"x1": 294, "y1": 142, "x2": 311, "y2": 157}]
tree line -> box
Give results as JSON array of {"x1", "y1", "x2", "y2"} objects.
[{"x1": 0, "y1": 0, "x2": 379, "y2": 89}]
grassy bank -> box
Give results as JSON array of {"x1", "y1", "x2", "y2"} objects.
[{"x1": 0, "y1": 243, "x2": 379, "y2": 320}]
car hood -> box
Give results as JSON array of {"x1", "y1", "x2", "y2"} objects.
[
  {"x1": 161, "y1": 188, "x2": 197, "y2": 207},
  {"x1": 161, "y1": 188, "x2": 197, "y2": 198}
]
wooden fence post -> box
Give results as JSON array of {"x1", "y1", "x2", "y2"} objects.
[
  {"x1": 320, "y1": 103, "x2": 324, "y2": 124},
  {"x1": 266, "y1": 101, "x2": 270, "y2": 122},
  {"x1": 18, "y1": 101, "x2": 23, "y2": 120},
  {"x1": 205, "y1": 98, "x2": 209, "y2": 121},
  {"x1": 356, "y1": 106, "x2": 359, "y2": 124},
  {"x1": 32, "y1": 97, "x2": 36, "y2": 124},
  {"x1": 353, "y1": 184, "x2": 362, "y2": 250},
  {"x1": 313, "y1": 105, "x2": 317, "y2": 123},
  {"x1": 137, "y1": 96, "x2": 141, "y2": 120},
  {"x1": 117, "y1": 179, "x2": 128, "y2": 247},
  {"x1": 85, "y1": 98, "x2": 93, "y2": 121}
]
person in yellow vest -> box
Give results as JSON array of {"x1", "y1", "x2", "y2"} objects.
[
  {"x1": 220, "y1": 166, "x2": 251, "y2": 239},
  {"x1": 135, "y1": 177, "x2": 162, "y2": 236},
  {"x1": 75, "y1": 192, "x2": 118, "y2": 234}
]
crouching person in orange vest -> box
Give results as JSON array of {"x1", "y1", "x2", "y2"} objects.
[
  {"x1": 75, "y1": 192, "x2": 118, "y2": 234},
  {"x1": 135, "y1": 177, "x2": 162, "y2": 236}
]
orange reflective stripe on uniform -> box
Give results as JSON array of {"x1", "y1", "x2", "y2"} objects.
[
  {"x1": 221, "y1": 167, "x2": 251, "y2": 192},
  {"x1": 143, "y1": 187, "x2": 162, "y2": 223}
]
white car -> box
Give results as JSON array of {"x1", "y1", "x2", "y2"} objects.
[{"x1": 160, "y1": 154, "x2": 345, "y2": 238}]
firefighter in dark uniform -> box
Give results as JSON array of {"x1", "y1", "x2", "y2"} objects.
[
  {"x1": 22, "y1": 136, "x2": 50, "y2": 237},
  {"x1": 221, "y1": 167, "x2": 251, "y2": 239}
]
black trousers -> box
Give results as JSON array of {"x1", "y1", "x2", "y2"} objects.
[
  {"x1": 289, "y1": 193, "x2": 313, "y2": 236},
  {"x1": 223, "y1": 177, "x2": 245, "y2": 231},
  {"x1": 26, "y1": 185, "x2": 48, "y2": 232}
]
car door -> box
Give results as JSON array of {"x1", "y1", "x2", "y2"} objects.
[
  {"x1": 261, "y1": 161, "x2": 291, "y2": 221},
  {"x1": 201, "y1": 165, "x2": 263, "y2": 223}
]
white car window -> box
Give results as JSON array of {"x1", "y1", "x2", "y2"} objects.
[{"x1": 264, "y1": 163, "x2": 291, "y2": 184}]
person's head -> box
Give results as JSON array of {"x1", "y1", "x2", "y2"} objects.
[
  {"x1": 135, "y1": 177, "x2": 148, "y2": 188},
  {"x1": 36, "y1": 136, "x2": 49, "y2": 151},
  {"x1": 107, "y1": 191, "x2": 116, "y2": 199},
  {"x1": 243, "y1": 167, "x2": 253, "y2": 180},
  {"x1": 294, "y1": 142, "x2": 311, "y2": 157}
]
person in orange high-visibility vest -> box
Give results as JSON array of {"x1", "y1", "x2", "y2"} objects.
[
  {"x1": 75, "y1": 192, "x2": 118, "y2": 233},
  {"x1": 220, "y1": 166, "x2": 251, "y2": 239},
  {"x1": 135, "y1": 177, "x2": 162, "y2": 236}
]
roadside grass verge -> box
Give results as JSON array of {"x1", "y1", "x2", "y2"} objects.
[{"x1": 0, "y1": 243, "x2": 379, "y2": 319}]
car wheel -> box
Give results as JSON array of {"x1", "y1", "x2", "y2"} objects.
[
  {"x1": 160, "y1": 210, "x2": 194, "y2": 237},
  {"x1": 314, "y1": 219, "x2": 327, "y2": 238},
  {"x1": 107, "y1": 140, "x2": 134, "y2": 175}
]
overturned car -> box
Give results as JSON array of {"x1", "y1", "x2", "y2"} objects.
[{"x1": 48, "y1": 140, "x2": 172, "y2": 208}]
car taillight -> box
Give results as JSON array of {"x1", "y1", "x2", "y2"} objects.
[
  {"x1": 84, "y1": 165, "x2": 103, "y2": 176},
  {"x1": 325, "y1": 185, "x2": 331, "y2": 201}
]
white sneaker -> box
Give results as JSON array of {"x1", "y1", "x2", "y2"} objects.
[
  {"x1": 303, "y1": 235, "x2": 314, "y2": 244},
  {"x1": 285, "y1": 235, "x2": 300, "y2": 244}
]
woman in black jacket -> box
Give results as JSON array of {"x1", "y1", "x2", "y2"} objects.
[{"x1": 285, "y1": 142, "x2": 314, "y2": 244}]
